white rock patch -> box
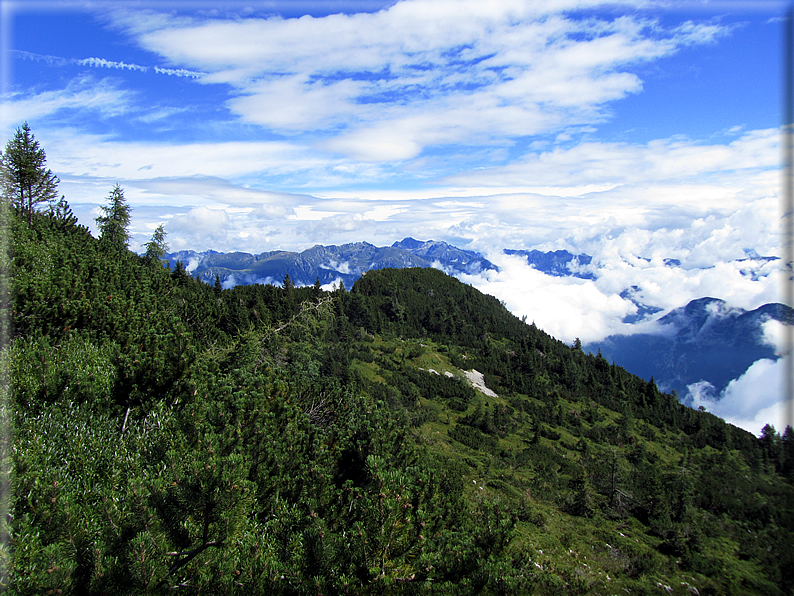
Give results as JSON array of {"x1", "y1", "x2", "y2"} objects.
[{"x1": 463, "y1": 369, "x2": 498, "y2": 398}]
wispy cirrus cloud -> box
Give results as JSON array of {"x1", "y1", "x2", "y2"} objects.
[
  {"x1": 12, "y1": 49, "x2": 204, "y2": 77},
  {"x1": 43, "y1": 131, "x2": 334, "y2": 183},
  {"x1": 1, "y1": 75, "x2": 134, "y2": 128},
  {"x1": 78, "y1": 56, "x2": 148, "y2": 72}
]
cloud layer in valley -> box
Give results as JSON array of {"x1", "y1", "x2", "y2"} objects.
[{"x1": 687, "y1": 356, "x2": 791, "y2": 437}]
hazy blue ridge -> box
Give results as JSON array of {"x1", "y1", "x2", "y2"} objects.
[
  {"x1": 165, "y1": 237, "x2": 497, "y2": 288},
  {"x1": 503, "y1": 248, "x2": 595, "y2": 280},
  {"x1": 586, "y1": 297, "x2": 794, "y2": 400}
]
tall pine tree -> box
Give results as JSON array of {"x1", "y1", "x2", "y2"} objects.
[{"x1": 0, "y1": 122, "x2": 59, "y2": 227}]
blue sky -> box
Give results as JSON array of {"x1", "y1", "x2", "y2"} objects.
[{"x1": 2, "y1": 0, "x2": 791, "y2": 433}]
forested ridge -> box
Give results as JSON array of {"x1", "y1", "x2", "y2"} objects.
[{"x1": 3, "y1": 201, "x2": 794, "y2": 593}]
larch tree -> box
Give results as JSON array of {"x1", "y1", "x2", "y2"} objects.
[
  {"x1": 96, "y1": 185, "x2": 131, "y2": 250},
  {"x1": 1, "y1": 122, "x2": 60, "y2": 227}
]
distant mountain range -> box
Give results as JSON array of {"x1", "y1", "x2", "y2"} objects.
[
  {"x1": 165, "y1": 238, "x2": 497, "y2": 289},
  {"x1": 586, "y1": 297, "x2": 794, "y2": 400},
  {"x1": 165, "y1": 240, "x2": 599, "y2": 289}
]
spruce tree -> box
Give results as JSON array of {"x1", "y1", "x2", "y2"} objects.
[
  {"x1": 1, "y1": 122, "x2": 59, "y2": 226},
  {"x1": 782, "y1": 425, "x2": 794, "y2": 480},
  {"x1": 312, "y1": 275, "x2": 322, "y2": 298},
  {"x1": 96, "y1": 185, "x2": 131, "y2": 250},
  {"x1": 143, "y1": 224, "x2": 168, "y2": 264},
  {"x1": 282, "y1": 272, "x2": 294, "y2": 292}
]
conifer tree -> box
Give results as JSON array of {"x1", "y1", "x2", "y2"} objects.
[
  {"x1": 96, "y1": 185, "x2": 131, "y2": 250},
  {"x1": 48, "y1": 196, "x2": 77, "y2": 229},
  {"x1": 143, "y1": 224, "x2": 168, "y2": 264},
  {"x1": 782, "y1": 425, "x2": 794, "y2": 479},
  {"x1": 172, "y1": 260, "x2": 189, "y2": 284},
  {"x1": 759, "y1": 424, "x2": 782, "y2": 471},
  {"x1": 282, "y1": 272, "x2": 294, "y2": 293},
  {"x1": 1, "y1": 122, "x2": 59, "y2": 226}
]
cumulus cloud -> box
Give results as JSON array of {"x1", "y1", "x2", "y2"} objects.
[
  {"x1": 450, "y1": 210, "x2": 782, "y2": 345},
  {"x1": 761, "y1": 319, "x2": 788, "y2": 355},
  {"x1": 320, "y1": 277, "x2": 347, "y2": 292},
  {"x1": 184, "y1": 256, "x2": 202, "y2": 274},
  {"x1": 687, "y1": 357, "x2": 791, "y2": 436},
  {"x1": 325, "y1": 260, "x2": 352, "y2": 275},
  {"x1": 167, "y1": 206, "x2": 231, "y2": 250}
]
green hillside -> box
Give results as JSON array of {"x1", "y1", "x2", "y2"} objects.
[{"x1": 3, "y1": 207, "x2": 794, "y2": 595}]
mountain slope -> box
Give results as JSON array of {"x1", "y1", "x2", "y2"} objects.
[{"x1": 9, "y1": 209, "x2": 794, "y2": 595}]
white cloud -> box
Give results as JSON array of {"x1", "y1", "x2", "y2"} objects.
[
  {"x1": 152, "y1": 66, "x2": 203, "y2": 78},
  {"x1": 444, "y1": 128, "x2": 779, "y2": 189},
  {"x1": 45, "y1": 134, "x2": 325, "y2": 182},
  {"x1": 457, "y1": 252, "x2": 637, "y2": 344},
  {"x1": 229, "y1": 76, "x2": 367, "y2": 131},
  {"x1": 77, "y1": 57, "x2": 147, "y2": 72},
  {"x1": 222, "y1": 274, "x2": 238, "y2": 290},
  {"x1": 113, "y1": 2, "x2": 730, "y2": 158},
  {"x1": 761, "y1": 319, "x2": 789, "y2": 355},
  {"x1": 184, "y1": 256, "x2": 202, "y2": 273},
  {"x1": 11, "y1": 49, "x2": 204, "y2": 78},
  {"x1": 447, "y1": 197, "x2": 782, "y2": 344},
  {"x1": 325, "y1": 260, "x2": 352, "y2": 275},
  {"x1": 687, "y1": 357, "x2": 792, "y2": 436},
  {"x1": 166, "y1": 206, "x2": 231, "y2": 250},
  {"x1": 1, "y1": 76, "x2": 133, "y2": 131},
  {"x1": 320, "y1": 277, "x2": 347, "y2": 292}
]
